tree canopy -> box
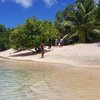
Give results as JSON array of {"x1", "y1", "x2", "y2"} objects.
[
  {"x1": 0, "y1": 24, "x2": 11, "y2": 51},
  {"x1": 0, "y1": 0, "x2": 100, "y2": 51},
  {"x1": 54, "y1": 0, "x2": 100, "y2": 43},
  {"x1": 10, "y1": 17, "x2": 59, "y2": 50}
]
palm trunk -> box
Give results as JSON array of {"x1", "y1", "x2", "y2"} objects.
[{"x1": 78, "y1": 31, "x2": 87, "y2": 43}]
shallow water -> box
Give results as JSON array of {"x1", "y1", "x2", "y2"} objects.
[
  {"x1": 0, "y1": 58, "x2": 100, "y2": 100},
  {"x1": 0, "y1": 58, "x2": 68, "y2": 100}
]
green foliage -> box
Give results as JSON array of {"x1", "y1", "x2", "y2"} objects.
[
  {"x1": 0, "y1": 24, "x2": 10, "y2": 51},
  {"x1": 54, "y1": 5, "x2": 75, "y2": 37},
  {"x1": 0, "y1": 0, "x2": 100, "y2": 51},
  {"x1": 56, "y1": 0, "x2": 100, "y2": 43},
  {"x1": 94, "y1": 3, "x2": 100, "y2": 30},
  {"x1": 10, "y1": 17, "x2": 59, "y2": 50}
]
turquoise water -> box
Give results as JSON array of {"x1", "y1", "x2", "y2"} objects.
[{"x1": 0, "y1": 58, "x2": 67, "y2": 100}]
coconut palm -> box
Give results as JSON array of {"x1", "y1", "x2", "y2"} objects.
[
  {"x1": 63, "y1": 0, "x2": 100, "y2": 43},
  {"x1": 94, "y1": 2, "x2": 100, "y2": 29}
]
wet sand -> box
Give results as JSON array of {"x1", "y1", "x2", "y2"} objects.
[{"x1": 0, "y1": 58, "x2": 100, "y2": 100}]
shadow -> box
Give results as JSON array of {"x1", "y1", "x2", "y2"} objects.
[
  {"x1": 98, "y1": 44, "x2": 100, "y2": 47},
  {"x1": 13, "y1": 49, "x2": 26, "y2": 53},
  {"x1": 10, "y1": 51, "x2": 37, "y2": 57},
  {"x1": 9, "y1": 49, "x2": 51, "y2": 57}
]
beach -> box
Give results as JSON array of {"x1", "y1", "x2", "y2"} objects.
[
  {"x1": 0, "y1": 0, "x2": 100, "y2": 99},
  {"x1": 0, "y1": 43, "x2": 100, "y2": 68},
  {"x1": 0, "y1": 43, "x2": 100, "y2": 100},
  {"x1": 0, "y1": 55, "x2": 100, "y2": 100}
]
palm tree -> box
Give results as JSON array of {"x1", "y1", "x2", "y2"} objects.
[
  {"x1": 94, "y1": 2, "x2": 100, "y2": 29},
  {"x1": 63, "y1": 0, "x2": 100, "y2": 43}
]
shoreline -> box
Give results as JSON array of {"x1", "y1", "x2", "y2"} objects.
[
  {"x1": 0, "y1": 56, "x2": 100, "y2": 68},
  {"x1": 0, "y1": 43, "x2": 100, "y2": 68},
  {"x1": 0, "y1": 44, "x2": 100, "y2": 100}
]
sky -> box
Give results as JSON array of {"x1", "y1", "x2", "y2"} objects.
[{"x1": 0, "y1": 0, "x2": 76, "y2": 28}]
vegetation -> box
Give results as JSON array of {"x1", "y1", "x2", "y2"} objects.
[
  {"x1": 54, "y1": 0, "x2": 100, "y2": 43},
  {"x1": 0, "y1": 24, "x2": 11, "y2": 51},
  {"x1": 10, "y1": 17, "x2": 59, "y2": 50},
  {"x1": 0, "y1": 0, "x2": 100, "y2": 51}
]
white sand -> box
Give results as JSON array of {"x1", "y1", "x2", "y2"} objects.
[
  {"x1": 0, "y1": 43, "x2": 100, "y2": 67},
  {"x1": 0, "y1": 43, "x2": 100, "y2": 100}
]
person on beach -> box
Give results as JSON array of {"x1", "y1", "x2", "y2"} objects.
[
  {"x1": 40, "y1": 41, "x2": 45, "y2": 58},
  {"x1": 55, "y1": 38, "x2": 59, "y2": 47},
  {"x1": 59, "y1": 38, "x2": 63, "y2": 47},
  {"x1": 48, "y1": 38, "x2": 52, "y2": 49}
]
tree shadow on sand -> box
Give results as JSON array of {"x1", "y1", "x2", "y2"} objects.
[{"x1": 9, "y1": 50, "x2": 51, "y2": 57}]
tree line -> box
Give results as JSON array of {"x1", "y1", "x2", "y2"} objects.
[
  {"x1": 54, "y1": 0, "x2": 100, "y2": 43},
  {"x1": 0, "y1": 18, "x2": 59, "y2": 51},
  {"x1": 0, "y1": 0, "x2": 100, "y2": 51}
]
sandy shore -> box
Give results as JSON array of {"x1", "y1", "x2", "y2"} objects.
[
  {"x1": 0, "y1": 44, "x2": 100, "y2": 100},
  {"x1": 0, "y1": 43, "x2": 100, "y2": 68},
  {"x1": 0, "y1": 55, "x2": 100, "y2": 100}
]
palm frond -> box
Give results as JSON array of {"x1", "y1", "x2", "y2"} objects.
[
  {"x1": 63, "y1": 21, "x2": 74, "y2": 27},
  {"x1": 78, "y1": 3, "x2": 86, "y2": 15},
  {"x1": 92, "y1": 29, "x2": 100, "y2": 34}
]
